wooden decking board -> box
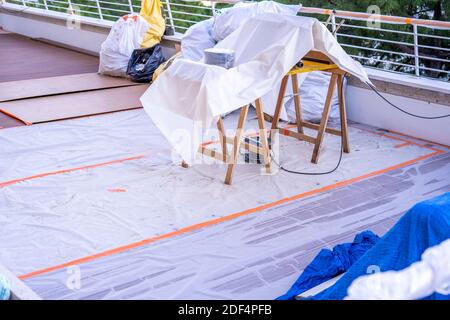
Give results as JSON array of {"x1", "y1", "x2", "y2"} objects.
[
  {"x1": 0, "y1": 73, "x2": 141, "y2": 102},
  {"x1": 0, "y1": 34, "x2": 99, "y2": 82},
  {"x1": 0, "y1": 85, "x2": 148, "y2": 124}
]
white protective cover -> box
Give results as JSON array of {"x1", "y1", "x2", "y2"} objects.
[
  {"x1": 98, "y1": 14, "x2": 150, "y2": 77},
  {"x1": 346, "y1": 238, "x2": 450, "y2": 300},
  {"x1": 285, "y1": 71, "x2": 342, "y2": 123},
  {"x1": 181, "y1": 18, "x2": 216, "y2": 62},
  {"x1": 140, "y1": 13, "x2": 370, "y2": 163},
  {"x1": 212, "y1": 1, "x2": 301, "y2": 42}
]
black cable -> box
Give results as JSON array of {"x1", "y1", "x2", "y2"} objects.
[
  {"x1": 365, "y1": 81, "x2": 450, "y2": 119},
  {"x1": 271, "y1": 73, "x2": 346, "y2": 175},
  {"x1": 272, "y1": 136, "x2": 343, "y2": 175}
]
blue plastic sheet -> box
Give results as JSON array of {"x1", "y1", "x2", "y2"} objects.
[
  {"x1": 315, "y1": 192, "x2": 450, "y2": 300},
  {"x1": 277, "y1": 231, "x2": 379, "y2": 300}
]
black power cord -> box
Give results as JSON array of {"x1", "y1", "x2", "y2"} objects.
[
  {"x1": 365, "y1": 81, "x2": 450, "y2": 119},
  {"x1": 272, "y1": 137, "x2": 343, "y2": 175},
  {"x1": 270, "y1": 75, "x2": 450, "y2": 175},
  {"x1": 270, "y1": 74, "x2": 346, "y2": 175}
]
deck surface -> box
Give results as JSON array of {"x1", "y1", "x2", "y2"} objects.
[
  {"x1": 0, "y1": 34, "x2": 98, "y2": 83},
  {"x1": 0, "y1": 109, "x2": 448, "y2": 300},
  {"x1": 0, "y1": 33, "x2": 100, "y2": 129}
]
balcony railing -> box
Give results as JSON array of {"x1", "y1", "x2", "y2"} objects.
[{"x1": 1, "y1": 0, "x2": 449, "y2": 80}]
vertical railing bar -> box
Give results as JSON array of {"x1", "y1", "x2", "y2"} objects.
[
  {"x1": 331, "y1": 11, "x2": 337, "y2": 38},
  {"x1": 165, "y1": 0, "x2": 175, "y2": 32},
  {"x1": 127, "y1": 0, "x2": 134, "y2": 13},
  {"x1": 42, "y1": 0, "x2": 49, "y2": 10},
  {"x1": 95, "y1": 0, "x2": 103, "y2": 19},
  {"x1": 413, "y1": 24, "x2": 420, "y2": 76}
]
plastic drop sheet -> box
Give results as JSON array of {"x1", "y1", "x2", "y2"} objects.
[
  {"x1": 0, "y1": 108, "x2": 443, "y2": 286},
  {"x1": 20, "y1": 137, "x2": 450, "y2": 300},
  {"x1": 141, "y1": 14, "x2": 370, "y2": 163}
]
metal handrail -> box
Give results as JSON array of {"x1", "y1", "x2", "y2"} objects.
[{"x1": 1, "y1": 0, "x2": 449, "y2": 79}]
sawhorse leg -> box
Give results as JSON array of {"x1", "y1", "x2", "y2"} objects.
[
  {"x1": 337, "y1": 74, "x2": 350, "y2": 153},
  {"x1": 255, "y1": 98, "x2": 272, "y2": 174},
  {"x1": 311, "y1": 73, "x2": 338, "y2": 164},
  {"x1": 225, "y1": 105, "x2": 249, "y2": 185}
]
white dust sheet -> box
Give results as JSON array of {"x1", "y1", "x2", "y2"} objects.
[{"x1": 0, "y1": 109, "x2": 432, "y2": 276}]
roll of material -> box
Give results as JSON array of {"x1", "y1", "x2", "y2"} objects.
[{"x1": 204, "y1": 48, "x2": 235, "y2": 69}]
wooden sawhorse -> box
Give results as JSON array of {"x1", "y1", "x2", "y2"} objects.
[
  {"x1": 183, "y1": 98, "x2": 272, "y2": 185},
  {"x1": 270, "y1": 52, "x2": 350, "y2": 164}
]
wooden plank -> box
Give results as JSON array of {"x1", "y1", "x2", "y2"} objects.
[
  {"x1": 280, "y1": 128, "x2": 317, "y2": 144},
  {"x1": 0, "y1": 73, "x2": 141, "y2": 102},
  {"x1": 0, "y1": 85, "x2": 148, "y2": 124},
  {"x1": 0, "y1": 34, "x2": 98, "y2": 83},
  {"x1": 300, "y1": 121, "x2": 342, "y2": 136}
]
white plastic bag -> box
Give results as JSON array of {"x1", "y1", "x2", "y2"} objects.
[
  {"x1": 99, "y1": 14, "x2": 150, "y2": 77},
  {"x1": 212, "y1": 1, "x2": 301, "y2": 42}
]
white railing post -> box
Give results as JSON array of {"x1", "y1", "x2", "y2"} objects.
[
  {"x1": 165, "y1": 0, "x2": 175, "y2": 32},
  {"x1": 128, "y1": 0, "x2": 134, "y2": 13},
  {"x1": 331, "y1": 10, "x2": 337, "y2": 38},
  {"x1": 413, "y1": 24, "x2": 420, "y2": 76},
  {"x1": 42, "y1": 0, "x2": 48, "y2": 10},
  {"x1": 95, "y1": 0, "x2": 103, "y2": 20}
]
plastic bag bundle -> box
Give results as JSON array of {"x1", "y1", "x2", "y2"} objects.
[
  {"x1": 99, "y1": 14, "x2": 151, "y2": 77},
  {"x1": 204, "y1": 48, "x2": 235, "y2": 69},
  {"x1": 127, "y1": 44, "x2": 166, "y2": 82},
  {"x1": 98, "y1": 0, "x2": 165, "y2": 77}
]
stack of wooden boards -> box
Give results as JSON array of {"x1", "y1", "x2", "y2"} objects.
[
  {"x1": 0, "y1": 33, "x2": 147, "y2": 127},
  {"x1": 0, "y1": 73, "x2": 147, "y2": 125}
]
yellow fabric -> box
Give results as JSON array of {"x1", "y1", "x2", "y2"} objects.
[
  {"x1": 288, "y1": 60, "x2": 338, "y2": 75},
  {"x1": 152, "y1": 52, "x2": 181, "y2": 81},
  {"x1": 140, "y1": 0, "x2": 166, "y2": 48}
]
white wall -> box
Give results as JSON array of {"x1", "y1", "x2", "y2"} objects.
[
  {"x1": 346, "y1": 85, "x2": 450, "y2": 146},
  {"x1": 0, "y1": 12, "x2": 107, "y2": 54}
]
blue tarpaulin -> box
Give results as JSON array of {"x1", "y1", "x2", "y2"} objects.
[
  {"x1": 277, "y1": 231, "x2": 379, "y2": 300},
  {"x1": 278, "y1": 192, "x2": 450, "y2": 300}
]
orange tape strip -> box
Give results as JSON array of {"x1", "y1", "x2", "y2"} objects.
[
  {"x1": 394, "y1": 142, "x2": 411, "y2": 148},
  {"x1": 384, "y1": 128, "x2": 450, "y2": 150},
  {"x1": 0, "y1": 109, "x2": 32, "y2": 126},
  {"x1": 18, "y1": 148, "x2": 443, "y2": 280},
  {"x1": 0, "y1": 155, "x2": 145, "y2": 189}
]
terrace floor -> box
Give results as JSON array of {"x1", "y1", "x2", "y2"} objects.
[
  {"x1": 0, "y1": 30, "x2": 449, "y2": 300},
  {"x1": 0, "y1": 107, "x2": 448, "y2": 299}
]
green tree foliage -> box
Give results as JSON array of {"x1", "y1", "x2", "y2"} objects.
[{"x1": 8, "y1": 0, "x2": 449, "y2": 79}]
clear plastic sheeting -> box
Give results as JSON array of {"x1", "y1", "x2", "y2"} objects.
[
  {"x1": 0, "y1": 109, "x2": 441, "y2": 281},
  {"x1": 142, "y1": 13, "x2": 370, "y2": 163},
  {"x1": 22, "y1": 145, "x2": 450, "y2": 300}
]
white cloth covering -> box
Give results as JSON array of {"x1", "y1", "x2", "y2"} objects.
[
  {"x1": 141, "y1": 13, "x2": 370, "y2": 163},
  {"x1": 346, "y1": 238, "x2": 450, "y2": 300}
]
